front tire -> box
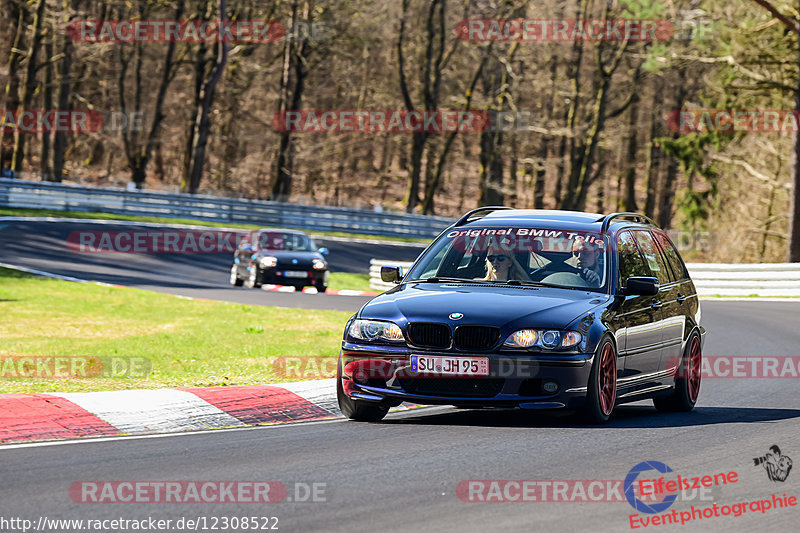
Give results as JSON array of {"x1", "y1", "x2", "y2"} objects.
[
  {"x1": 654, "y1": 331, "x2": 701, "y2": 412},
  {"x1": 582, "y1": 336, "x2": 617, "y2": 424},
  {"x1": 229, "y1": 264, "x2": 243, "y2": 286},
  {"x1": 337, "y1": 361, "x2": 389, "y2": 422},
  {"x1": 244, "y1": 266, "x2": 262, "y2": 288}
]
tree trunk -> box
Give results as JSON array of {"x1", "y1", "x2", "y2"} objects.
[
  {"x1": 622, "y1": 86, "x2": 640, "y2": 211},
  {"x1": 478, "y1": 128, "x2": 504, "y2": 205},
  {"x1": 533, "y1": 142, "x2": 547, "y2": 209},
  {"x1": 188, "y1": 0, "x2": 230, "y2": 194},
  {"x1": 12, "y1": 0, "x2": 46, "y2": 173},
  {"x1": 41, "y1": 36, "x2": 54, "y2": 180},
  {"x1": 788, "y1": 9, "x2": 800, "y2": 261},
  {"x1": 656, "y1": 72, "x2": 687, "y2": 229},
  {"x1": 271, "y1": 0, "x2": 310, "y2": 201},
  {"x1": 397, "y1": 0, "x2": 447, "y2": 213},
  {"x1": 643, "y1": 91, "x2": 661, "y2": 219},
  {"x1": 53, "y1": 3, "x2": 76, "y2": 183},
  {"x1": 0, "y1": 3, "x2": 26, "y2": 171}
]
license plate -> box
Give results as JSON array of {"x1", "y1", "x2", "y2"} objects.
[
  {"x1": 281, "y1": 271, "x2": 308, "y2": 278},
  {"x1": 410, "y1": 355, "x2": 489, "y2": 376}
]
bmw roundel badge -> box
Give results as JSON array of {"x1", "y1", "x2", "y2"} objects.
[{"x1": 449, "y1": 313, "x2": 464, "y2": 320}]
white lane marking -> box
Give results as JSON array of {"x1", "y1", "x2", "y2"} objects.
[
  {"x1": 281, "y1": 379, "x2": 340, "y2": 415},
  {"x1": 0, "y1": 418, "x2": 343, "y2": 450},
  {"x1": 48, "y1": 389, "x2": 246, "y2": 435},
  {"x1": 0, "y1": 262, "x2": 90, "y2": 283},
  {"x1": 336, "y1": 289, "x2": 370, "y2": 296},
  {"x1": 698, "y1": 297, "x2": 800, "y2": 302},
  {"x1": 0, "y1": 405, "x2": 447, "y2": 451},
  {"x1": 280, "y1": 379, "x2": 421, "y2": 414}
]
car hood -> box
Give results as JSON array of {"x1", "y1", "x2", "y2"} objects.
[{"x1": 360, "y1": 282, "x2": 609, "y2": 330}]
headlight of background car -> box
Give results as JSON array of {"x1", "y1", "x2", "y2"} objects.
[
  {"x1": 312, "y1": 258, "x2": 326, "y2": 270},
  {"x1": 503, "y1": 329, "x2": 582, "y2": 350},
  {"x1": 348, "y1": 319, "x2": 405, "y2": 342},
  {"x1": 259, "y1": 256, "x2": 278, "y2": 268}
]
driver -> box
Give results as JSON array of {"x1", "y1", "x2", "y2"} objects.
[{"x1": 571, "y1": 236, "x2": 603, "y2": 287}]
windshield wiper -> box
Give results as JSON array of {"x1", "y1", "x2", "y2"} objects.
[
  {"x1": 504, "y1": 280, "x2": 585, "y2": 290},
  {"x1": 414, "y1": 277, "x2": 488, "y2": 283}
]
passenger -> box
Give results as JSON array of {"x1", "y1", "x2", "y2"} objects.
[
  {"x1": 480, "y1": 249, "x2": 529, "y2": 282},
  {"x1": 571, "y1": 236, "x2": 603, "y2": 287}
]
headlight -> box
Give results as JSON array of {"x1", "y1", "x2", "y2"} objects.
[
  {"x1": 503, "y1": 329, "x2": 537, "y2": 348},
  {"x1": 561, "y1": 331, "x2": 582, "y2": 348},
  {"x1": 348, "y1": 319, "x2": 405, "y2": 343},
  {"x1": 312, "y1": 258, "x2": 326, "y2": 270},
  {"x1": 259, "y1": 256, "x2": 277, "y2": 268},
  {"x1": 502, "y1": 329, "x2": 582, "y2": 350}
]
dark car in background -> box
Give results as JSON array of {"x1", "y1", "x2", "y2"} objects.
[
  {"x1": 337, "y1": 208, "x2": 705, "y2": 423},
  {"x1": 229, "y1": 229, "x2": 330, "y2": 293}
]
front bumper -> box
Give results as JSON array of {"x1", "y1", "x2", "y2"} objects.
[
  {"x1": 260, "y1": 267, "x2": 328, "y2": 286},
  {"x1": 339, "y1": 344, "x2": 594, "y2": 410}
]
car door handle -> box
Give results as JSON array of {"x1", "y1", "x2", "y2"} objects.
[
  {"x1": 651, "y1": 301, "x2": 663, "y2": 310},
  {"x1": 676, "y1": 294, "x2": 686, "y2": 303}
]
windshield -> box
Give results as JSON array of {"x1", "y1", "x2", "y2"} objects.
[
  {"x1": 405, "y1": 226, "x2": 609, "y2": 292},
  {"x1": 255, "y1": 231, "x2": 316, "y2": 252}
]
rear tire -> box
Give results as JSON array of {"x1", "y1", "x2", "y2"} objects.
[
  {"x1": 315, "y1": 283, "x2": 327, "y2": 294},
  {"x1": 337, "y1": 361, "x2": 389, "y2": 422},
  {"x1": 582, "y1": 335, "x2": 617, "y2": 424},
  {"x1": 229, "y1": 264, "x2": 243, "y2": 286},
  {"x1": 654, "y1": 331, "x2": 701, "y2": 412},
  {"x1": 244, "y1": 266, "x2": 262, "y2": 288}
]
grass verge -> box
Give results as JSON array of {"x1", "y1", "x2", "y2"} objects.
[
  {"x1": 0, "y1": 207, "x2": 431, "y2": 243},
  {"x1": 0, "y1": 267, "x2": 351, "y2": 393},
  {"x1": 327, "y1": 273, "x2": 373, "y2": 292}
]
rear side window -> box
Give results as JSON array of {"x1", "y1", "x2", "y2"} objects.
[
  {"x1": 653, "y1": 231, "x2": 688, "y2": 281},
  {"x1": 617, "y1": 231, "x2": 649, "y2": 282},
  {"x1": 633, "y1": 231, "x2": 671, "y2": 284}
]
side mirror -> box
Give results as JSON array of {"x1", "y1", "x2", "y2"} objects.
[
  {"x1": 318, "y1": 247, "x2": 330, "y2": 257},
  {"x1": 623, "y1": 276, "x2": 659, "y2": 296},
  {"x1": 381, "y1": 265, "x2": 403, "y2": 284}
]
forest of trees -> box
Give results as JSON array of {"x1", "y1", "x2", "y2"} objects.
[{"x1": 1, "y1": 0, "x2": 799, "y2": 262}]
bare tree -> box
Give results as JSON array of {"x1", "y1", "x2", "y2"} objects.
[
  {"x1": 747, "y1": 0, "x2": 800, "y2": 260},
  {"x1": 186, "y1": 0, "x2": 230, "y2": 194}
]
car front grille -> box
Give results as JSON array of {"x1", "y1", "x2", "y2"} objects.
[
  {"x1": 399, "y1": 377, "x2": 504, "y2": 398},
  {"x1": 406, "y1": 323, "x2": 451, "y2": 349},
  {"x1": 453, "y1": 325, "x2": 500, "y2": 351},
  {"x1": 276, "y1": 259, "x2": 313, "y2": 269}
]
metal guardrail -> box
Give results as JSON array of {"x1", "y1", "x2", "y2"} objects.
[
  {"x1": 684, "y1": 263, "x2": 800, "y2": 297},
  {"x1": 0, "y1": 178, "x2": 454, "y2": 239},
  {"x1": 370, "y1": 259, "x2": 800, "y2": 297},
  {"x1": 370, "y1": 259, "x2": 416, "y2": 291}
]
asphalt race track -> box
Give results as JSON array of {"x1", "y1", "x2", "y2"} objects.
[
  {"x1": 0, "y1": 219, "x2": 425, "y2": 311},
  {"x1": 2, "y1": 218, "x2": 800, "y2": 532}
]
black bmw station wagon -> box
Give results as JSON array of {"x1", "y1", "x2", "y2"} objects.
[{"x1": 337, "y1": 208, "x2": 705, "y2": 424}]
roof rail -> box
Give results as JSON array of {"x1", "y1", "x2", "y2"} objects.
[
  {"x1": 454, "y1": 206, "x2": 513, "y2": 227},
  {"x1": 599, "y1": 212, "x2": 654, "y2": 233}
]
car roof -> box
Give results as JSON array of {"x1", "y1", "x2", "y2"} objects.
[{"x1": 459, "y1": 209, "x2": 657, "y2": 234}]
